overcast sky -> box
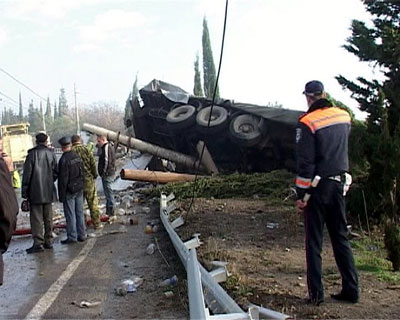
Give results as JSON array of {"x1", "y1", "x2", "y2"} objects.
[{"x1": 0, "y1": 0, "x2": 372, "y2": 119}]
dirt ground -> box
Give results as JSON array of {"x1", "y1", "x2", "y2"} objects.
[{"x1": 174, "y1": 198, "x2": 400, "y2": 319}]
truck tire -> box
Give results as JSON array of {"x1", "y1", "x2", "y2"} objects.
[
  {"x1": 229, "y1": 114, "x2": 262, "y2": 147},
  {"x1": 166, "y1": 104, "x2": 197, "y2": 131},
  {"x1": 196, "y1": 105, "x2": 228, "y2": 134}
]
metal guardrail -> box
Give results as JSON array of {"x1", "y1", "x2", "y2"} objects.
[{"x1": 159, "y1": 193, "x2": 291, "y2": 320}]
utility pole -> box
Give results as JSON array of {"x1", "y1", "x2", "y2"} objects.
[
  {"x1": 74, "y1": 83, "x2": 80, "y2": 134},
  {"x1": 40, "y1": 100, "x2": 46, "y2": 132}
]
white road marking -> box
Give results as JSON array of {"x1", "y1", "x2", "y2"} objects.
[{"x1": 25, "y1": 238, "x2": 97, "y2": 320}]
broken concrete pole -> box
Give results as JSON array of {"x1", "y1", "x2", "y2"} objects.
[
  {"x1": 82, "y1": 123, "x2": 206, "y2": 173},
  {"x1": 120, "y1": 169, "x2": 197, "y2": 184},
  {"x1": 196, "y1": 141, "x2": 219, "y2": 175}
]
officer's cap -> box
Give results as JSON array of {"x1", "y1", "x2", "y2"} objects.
[
  {"x1": 303, "y1": 80, "x2": 324, "y2": 96},
  {"x1": 58, "y1": 136, "x2": 71, "y2": 147}
]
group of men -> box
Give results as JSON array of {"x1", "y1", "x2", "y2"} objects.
[
  {"x1": 1, "y1": 80, "x2": 359, "y2": 306},
  {"x1": 21, "y1": 133, "x2": 116, "y2": 253}
]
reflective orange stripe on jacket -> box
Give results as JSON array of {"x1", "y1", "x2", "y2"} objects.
[
  {"x1": 295, "y1": 176, "x2": 312, "y2": 189},
  {"x1": 300, "y1": 107, "x2": 351, "y2": 134}
]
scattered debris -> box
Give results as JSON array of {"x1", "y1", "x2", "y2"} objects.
[
  {"x1": 73, "y1": 300, "x2": 102, "y2": 308},
  {"x1": 159, "y1": 275, "x2": 178, "y2": 287},
  {"x1": 145, "y1": 223, "x2": 153, "y2": 234},
  {"x1": 117, "y1": 208, "x2": 126, "y2": 216},
  {"x1": 115, "y1": 276, "x2": 144, "y2": 296},
  {"x1": 142, "y1": 207, "x2": 151, "y2": 214},
  {"x1": 163, "y1": 291, "x2": 174, "y2": 298},
  {"x1": 146, "y1": 243, "x2": 155, "y2": 255},
  {"x1": 130, "y1": 216, "x2": 139, "y2": 225},
  {"x1": 267, "y1": 222, "x2": 279, "y2": 229}
]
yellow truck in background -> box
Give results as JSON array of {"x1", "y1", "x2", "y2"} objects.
[{"x1": 0, "y1": 122, "x2": 33, "y2": 168}]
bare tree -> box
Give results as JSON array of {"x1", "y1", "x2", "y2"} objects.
[{"x1": 80, "y1": 101, "x2": 125, "y2": 133}]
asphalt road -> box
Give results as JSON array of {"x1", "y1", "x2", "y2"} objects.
[{"x1": 0, "y1": 201, "x2": 188, "y2": 319}]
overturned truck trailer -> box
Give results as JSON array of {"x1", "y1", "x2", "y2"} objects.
[{"x1": 129, "y1": 80, "x2": 302, "y2": 173}]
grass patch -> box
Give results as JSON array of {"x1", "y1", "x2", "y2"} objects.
[
  {"x1": 351, "y1": 237, "x2": 400, "y2": 284},
  {"x1": 225, "y1": 274, "x2": 254, "y2": 298}
]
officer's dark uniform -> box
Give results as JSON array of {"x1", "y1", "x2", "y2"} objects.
[{"x1": 296, "y1": 96, "x2": 359, "y2": 304}]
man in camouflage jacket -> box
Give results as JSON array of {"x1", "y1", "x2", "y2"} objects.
[{"x1": 71, "y1": 135, "x2": 102, "y2": 229}]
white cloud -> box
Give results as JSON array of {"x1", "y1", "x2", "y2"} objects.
[
  {"x1": 74, "y1": 9, "x2": 147, "y2": 52},
  {"x1": 6, "y1": 0, "x2": 104, "y2": 21},
  {"x1": 0, "y1": 27, "x2": 8, "y2": 46}
]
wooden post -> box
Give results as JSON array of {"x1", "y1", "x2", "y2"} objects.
[{"x1": 120, "y1": 169, "x2": 198, "y2": 184}]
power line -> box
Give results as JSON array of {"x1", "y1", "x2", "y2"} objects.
[
  {"x1": 0, "y1": 90, "x2": 19, "y2": 107},
  {"x1": 0, "y1": 67, "x2": 47, "y2": 101}
]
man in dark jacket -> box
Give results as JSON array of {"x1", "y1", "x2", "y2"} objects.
[
  {"x1": 295, "y1": 80, "x2": 358, "y2": 305},
  {"x1": 22, "y1": 132, "x2": 58, "y2": 253},
  {"x1": 96, "y1": 135, "x2": 116, "y2": 220},
  {"x1": 58, "y1": 137, "x2": 86, "y2": 244},
  {"x1": 0, "y1": 156, "x2": 18, "y2": 285}
]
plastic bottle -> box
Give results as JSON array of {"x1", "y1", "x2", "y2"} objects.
[
  {"x1": 159, "y1": 275, "x2": 178, "y2": 287},
  {"x1": 146, "y1": 243, "x2": 155, "y2": 255}
]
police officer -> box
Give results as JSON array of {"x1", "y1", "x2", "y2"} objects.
[{"x1": 295, "y1": 80, "x2": 359, "y2": 305}]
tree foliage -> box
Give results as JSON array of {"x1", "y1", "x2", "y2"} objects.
[
  {"x1": 27, "y1": 100, "x2": 43, "y2": 133},
  {"x1": 193, "y1": 53, "x2": 204, "y2": 96},
  {"x1": 124, "y1": 74, "x2": 138, "y2": 129},
  {"x1": 58, "y1": 88, "x2": 68, "y2": 117},
  {"x1": 45, "y1": 97, "x2": 52, "y2": 120},
  {"x1": 1, "y1": 107, "x2": 19, "y2": 125},
  {"x1": 202, "y1": 17, "x2": 219, "y2": 99},
  {"x1": 336, "y1": 0, "x2": 400, "y2": 269},
  {"x1": 337, "y1": 0, "x2": 400, "y2": 219}
]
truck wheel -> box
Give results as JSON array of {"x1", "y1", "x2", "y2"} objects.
[
  {"x1": 229, "y1": 114, "x2": 262, "y2": 147},
  {"x1": 196, "y1": 105, "x2": 228, "y2": 133},
  {"x1": 166, "y1": 105, "x2": 197, "y2": 130}
]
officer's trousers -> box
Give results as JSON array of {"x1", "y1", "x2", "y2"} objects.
[{"x1": 304, "y1": 179, "x2": 358, "y2": 302}]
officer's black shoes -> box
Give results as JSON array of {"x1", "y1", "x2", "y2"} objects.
[
  {"x1": 331, "y1": 292, "x2": 359, "y2": 303},
  {"x1": 26, "y1": 245, "x2": 45, "y2": 254},
  {"x1": 77, "y1": 237, "x2": 86, "y2": 242},
  {"x1": 306, "y1": 298, "x2": 324, "y2": 306}
]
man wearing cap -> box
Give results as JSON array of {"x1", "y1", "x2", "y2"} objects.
[
  {"x1": 22, "y1": 132, "x2": 58, "y2": 253},
  {"x1": 71, "y1": 134, "x2": 102, "y2": 230},
  {"x1": 295, "y1": 80, "x2": 359, "y2": 305},
  {"x1": 58, "y1": 137, "x2": 86, "y2": 244}
]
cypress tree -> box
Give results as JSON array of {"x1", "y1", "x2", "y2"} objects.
[
  {"x1": 336, "y1": 0, "x2": 400, "y2": 270},
  {"x1": 54, "y1": 100, "x2": 58, "y2": 119},
  {"x1": 45, "y1": 97, "x2": 52, "y2": 119},
  {"x1": 58, "y1": 88, "x2": 68, "y2": 117},
  {"x1": 132, "y1": 74, "x2": 139, "y2": 98},
  {"x1": 193, "y1": 54, "x2": 204, "y2": 96},
  {"x1": 202, "y1": 17, "x2": 219, "y2": 99}
]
